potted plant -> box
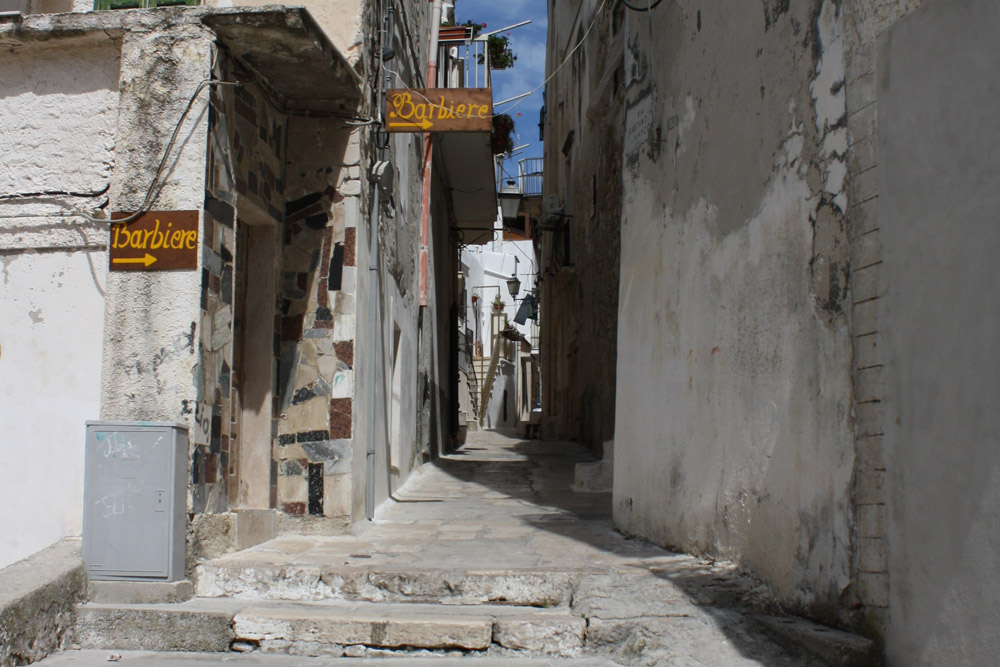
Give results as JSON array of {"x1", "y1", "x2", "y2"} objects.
[
  {"x1": 500, "y1": 321, "x2": 521, "y2": 341},
  {"x1": 483, "y1": 33, "x2": 517, "y2": 70},
  {"x1": 449, "y1": 19, "x2": 517, "y2": 71},
  {"x1": 491, "y1": 295, "x2": 505, "y2": 312},
  {"x1": 491, "y1": 113, "x2": 515, "y2": 155}
]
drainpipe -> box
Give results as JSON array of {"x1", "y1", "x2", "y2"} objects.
[
  {"x1": 418, "y1": 0, "x2": 443, "y2": 307},
  {"x1": 366, "y1": 1, "x2": 395, "y2": 521},
  {"x1": 365, "y1": 172, "x2": 381, "y2": 521}
]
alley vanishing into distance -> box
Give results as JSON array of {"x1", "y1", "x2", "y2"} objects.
[
  {"x1": 49, "y1": 430, "x2": 850, "y2": 665},
  {"x1": 3, "y1": 1, "x2": 998, "y2": 665}
]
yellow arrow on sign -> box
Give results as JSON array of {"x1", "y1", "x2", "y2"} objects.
[
  {"x1": 112, "y1": 253, "x2": 157, "y2": 267},
  {"x1": 389, "y1": 117, "x2": 433, "y2": 130}
]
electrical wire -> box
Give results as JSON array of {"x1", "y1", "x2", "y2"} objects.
[
  {"x1": 622, "y1": 0, "x2": 663, "y2": 10},
  {"x1": 494, "y1": 0, "x2": 609, "y2": 116},
  {"x1": 73, "y1": 79, "x2": 241, "y2": 225},
  {"x1": 380, "y1": 0, "x2": 608, "y2": 121},
  {"x1": 0, "y1": 185, "x2": 109, "y2": 202}
]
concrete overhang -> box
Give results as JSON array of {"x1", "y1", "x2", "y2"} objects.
[
  {"x1": 202, "y1": 8, "x2": 361, "y2": 113},
  {"x1": 0, "y1": 6, "x2": 360, "y2": 112},
  {"x1": 438, "y1": 132, "x2": 498, "y2": 245}
]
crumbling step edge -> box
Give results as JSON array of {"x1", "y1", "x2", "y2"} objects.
[
  {"x1": 75, "y1": 599, "x2": 587, "y2": 657},
  {"x1": 195, "y1": 563, "x2": 580, "y2": 607},
  {"x1": 752, "y1": 614, "x2": 882, "y2": 667}
]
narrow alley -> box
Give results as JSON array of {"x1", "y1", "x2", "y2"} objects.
[
  {"x1": 2, "y1": 1, "x2": 998, "y2": 666},
  {"x1": 53, "y1": 430, "x2": 863, "y2": 665}
]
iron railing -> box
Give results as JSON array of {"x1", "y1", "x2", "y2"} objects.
[
  {"x1": 518, "y1": 157, "x2": 543, "y2": 197},
  {"x1": 438, "y1": 31, "x2": 492, "y2": 90}
]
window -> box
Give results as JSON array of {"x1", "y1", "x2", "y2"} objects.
[{"x1": 95, "y1": 0, "x2": 199, "y2": 9}]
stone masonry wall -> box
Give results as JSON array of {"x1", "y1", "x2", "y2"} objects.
[
  {"x1": 842, "y1": 0, "x2": 926, "y2": 639},
  {"x1": 542, "y1": 0, "x2": 623, "y2": 454},
  {"x1": 190, "y1": 53, "x2": 288, "y2": 514},
  {"x1": 190, "y1": 31, "x2": 360, "y2": 523},
  {"x1": 275, "y1": 119, "x2": 360, "y2": 520}
]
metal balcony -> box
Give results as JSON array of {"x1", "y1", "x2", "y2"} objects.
[{"x1": 435, "y1": 24, "x2": 498, "y2": 242}]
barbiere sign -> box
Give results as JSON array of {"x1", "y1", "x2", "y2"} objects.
[
  {"x1": 109, "y1": 211, "x2": 199, "y2": 271},
  {"x1": 386, "y1": 88, "x2": 493, "y2": 133}
]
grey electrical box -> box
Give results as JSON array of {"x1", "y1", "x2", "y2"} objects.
[
  {"x1": 0, "y1": 1, "x2": 29, "y2": 14},
  {"x1": 83, "y1": 421, "x2": 188, "y2": 581}
]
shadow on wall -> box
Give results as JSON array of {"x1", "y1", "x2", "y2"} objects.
[{"x1": 437, "y1": 437, "x2": 825, "y2": 667}]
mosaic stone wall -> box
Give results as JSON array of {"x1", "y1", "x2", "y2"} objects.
[
  {"x1": 190, "y1": 58, "x2": 287, "y2": 514},
  {"x1": 188, "y1": 52, "x2": 360, "y2": 520},
  {"x1": 275, "y1": 121, "x2": 361, "y2": 519}
]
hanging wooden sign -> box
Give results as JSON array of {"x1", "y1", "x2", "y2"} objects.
[
  {"x1": 108, "y1": 210, "x2": 200, "y2": 271},
  {"x1": 386, "y1": 88, "x2": 493, "y2": 133}
]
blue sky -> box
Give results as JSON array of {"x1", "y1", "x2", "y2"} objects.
[{"x1": 454, "y1": 0, "x2": 548, "y2": 162}]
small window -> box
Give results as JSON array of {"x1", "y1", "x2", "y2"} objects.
[{"x1": 95, "y1": 0, "x2": 199, "y2": 9}]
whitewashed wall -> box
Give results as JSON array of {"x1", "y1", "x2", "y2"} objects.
[
  {"x1": 0, "y1": 38, "x2": 120, "y2": 568},
  {"x1": 612, "y1": 1, "x2": 855, "y2": 620},
  {"x1": 461, "y1": 235, "x2": 536, "y2": 430}
]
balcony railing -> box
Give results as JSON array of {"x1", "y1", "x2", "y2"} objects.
[
  {"x1": 438, "y1": 27, "x2": 492, "y2": 90},
  {"x1": 518, "y1": 158, "x2": 543, "y2": 197}
]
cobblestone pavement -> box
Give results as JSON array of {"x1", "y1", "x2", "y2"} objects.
[{"x1": 192, "y1": 430, "x2": 825, "y2": 666}]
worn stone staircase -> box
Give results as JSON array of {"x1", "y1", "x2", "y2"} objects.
[
  {"x1": 75, "y1": 567, "x2": 596, "y2": 659},
  {"x1": 69, "y1": 433, "x2": 878, "y2": 665}
]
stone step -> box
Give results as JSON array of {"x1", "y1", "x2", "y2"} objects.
[
  {"x1": 195, "y1": 562, "x2": 579, "y2": 608},
  {"x1": 75, "y1": 599, "x2": 237, "y2": 652},
  {"x1": 36, "y1": 649, "x2": 622, "y2": 666},
  {"x1": 75, "y1": 598, "x2": 587, "y2": 658},
  {"x1": 752, "y1": 615, "x2": 879, "y2": 667}
]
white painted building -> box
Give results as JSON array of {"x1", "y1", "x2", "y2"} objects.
[{"x1": 459, "y1": 231, "x2": 538, "y2": 432}]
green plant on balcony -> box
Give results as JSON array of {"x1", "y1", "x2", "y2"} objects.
[
  {"x1": 454, "y1": 19, "x2": 486, "y2": 36},
  {"x1": 482, "y1": 34, "x2": 517, "y2": 70},
  {"x1": 447, "y1": 19, "x2": 518, "y2": 71},
  {"x1": 491, "y1": 113, "x2": 515, "y2": 155}
]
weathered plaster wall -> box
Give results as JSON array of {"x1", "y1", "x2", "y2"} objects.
[
  {"x1": 612, "y1": 0, "x2": 855, "y2": 621},
  {"x1": 876, "y1": 1, "x2": 1000, "y2": 663},
  {"x1": 353, "y1": 0, "x2": 434, "y2": 520},
  {"x1": 417, "y1": 178, "x2": 452, "y2": 460},
  {"x1": 205, "y1": 0, "x2": 363, "y2": 65},
  {"x1": 0, "y1": 37, "x2": 119, "y2": 568},
  {"x1": 460, "y1": 243, "x2": 537, "y2": 430},
  {"x1": 841, "y1": 0, "x2": 934, "y2": 639},
  {"x1": 100, "y1": 23, "x2": 214, "y2": 434},
  {"x1": 541, "y1": 0, "x2": 622, "y2": 454}
]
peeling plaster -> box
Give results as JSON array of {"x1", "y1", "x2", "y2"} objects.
[
  {"x1": 613, "y1": 0, "x2": 854, "y2": 622},
  {"x1": 810, "y1": 0, "x2": 849, "y2": 213}
]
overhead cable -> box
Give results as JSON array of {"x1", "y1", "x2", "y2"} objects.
[{"x1": 622, "y1": 0, "x2": 664, "y2": 10}]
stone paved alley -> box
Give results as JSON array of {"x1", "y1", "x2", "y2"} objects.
[{"x1": 43, "y1": 431, "x2": 874, "y2": 666}]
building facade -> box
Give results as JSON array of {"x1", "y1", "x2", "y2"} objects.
[
  {"x1": 543, "y1": 0, "x2": 1000, "y2": 664},
  {"x1": 1, "y1": 0, "x2": 492, "y2": 570},
  {"x1": 539, "y1": 1, "x2": 623, "y2": 456}
]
